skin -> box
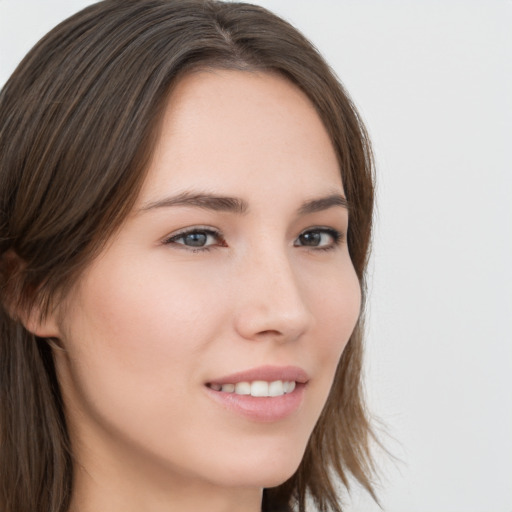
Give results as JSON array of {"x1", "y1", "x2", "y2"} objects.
[{"x1": 34, "y1": 70, "x2": 361, "y2": 512}]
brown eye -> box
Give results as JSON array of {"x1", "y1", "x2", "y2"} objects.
[
  {"x1": 294, "y1": 228, "x2": 342, "y2": 249},
  {"x1": 298, "y1": 231, "x2": 321, "y2": 246}
]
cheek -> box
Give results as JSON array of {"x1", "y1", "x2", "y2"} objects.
[
  {"x1": 310, "y1": 260, "x2": 361, "y2": 345},
  {"x1": 306, "y1": 263, "x2": 361, "y2": 398},
  {"x1": 56, "y1": 256, "x2": 232, "y2": 426},
  {"x1": 55, "y1": 260, "x2": 237, "y2": 472},
  {"x1": 74, "y1": 254, "x2": 227, "y2": 356}
]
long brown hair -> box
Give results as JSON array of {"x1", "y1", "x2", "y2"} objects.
[{"x1": 0, "y1": 1, "x2": 376, "y2": 511}]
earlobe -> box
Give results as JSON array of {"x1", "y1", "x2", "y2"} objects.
[
  {"x1": 8, "y1": 293, "x2": 61, "y2": 339},
  {"x1": 22, "y1": 307, "x2": 61, "y2": 339},
  {"x1": 1, "y1": 249, "x2": 61, "y2": 339}
]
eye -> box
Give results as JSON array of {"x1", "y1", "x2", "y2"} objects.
[
  {"x1": 163, "y1": 227, "x2": 226, "y2": 251},
  {"x1": 294, "y1": 228, "x2": 343, "y2": 250}
]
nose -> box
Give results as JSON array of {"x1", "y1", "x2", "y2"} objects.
[{"x1": 233, "y1": 247, "x2": 313, "y2": 343}]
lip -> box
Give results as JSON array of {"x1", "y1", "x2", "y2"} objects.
[
  {"x1": 204, "y1": 365, "x2": 308, "y2": 423},
  {"x1": 206, "y1": 365, "x2": 309, "y2": 386}
]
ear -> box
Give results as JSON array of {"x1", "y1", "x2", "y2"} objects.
[
  {"x1": 1, "y1": 250, "x2": 61, "y2": 339},
  {"x1": 21, "y1": 305, "x2": 61, "y2": 339}
]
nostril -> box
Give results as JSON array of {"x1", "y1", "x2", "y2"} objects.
[{"x1": 256, "y1": 329, "x2": 282, "y2": 337}]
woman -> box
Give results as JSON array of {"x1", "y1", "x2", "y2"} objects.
[{"x1": 0, "y1": 1, "x2": 376, "y2": 511}]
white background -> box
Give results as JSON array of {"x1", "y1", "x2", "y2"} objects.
[{"x1": 1, "y1": 1, "x2": 511, "y2": 511}]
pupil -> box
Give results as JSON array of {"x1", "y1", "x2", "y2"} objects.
[
  {"x1": 300, "y1": 232, "x2": 320, "y2": 246},
  {"x1": 185, "y1": 232, "x2": 207, "y2": 247}
]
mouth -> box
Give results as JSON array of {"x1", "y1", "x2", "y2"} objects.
[
  {"x1": 206, "y1": 380, "x2": 296, "y2": 397},
  {"x1": 204, "y1": 365, "x2": 308, "y2": 422}
]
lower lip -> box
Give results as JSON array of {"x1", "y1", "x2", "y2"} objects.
[{"x1": 204, "y1": 384, "x2": 306, "y2": 423}]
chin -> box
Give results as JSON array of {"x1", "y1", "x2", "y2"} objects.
[
  {"x1": 209, "y1": 446, "x2": 305, "y2": 490},
  {"x1": 219, "y1": 468, "x2": 298, "y2": 490}
]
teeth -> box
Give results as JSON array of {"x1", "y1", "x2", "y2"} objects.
[
  {"x1": 285, "y1": 381, "x2": 296, "y2": 393},
  {"x1": 268, "y1": 380, "x2": 284, "y2": 396},
  {"x1": 234, "y1": 382, "x2": 251, "y2": 395},
  {"x1": 251, "y1": 381, "x2": 268, "y2": 397},
  {"x1": 209, "y1": 380, "x2": 296, "y2": 397}
]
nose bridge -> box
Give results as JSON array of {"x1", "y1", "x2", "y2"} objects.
[{"x1": 233, "y1": 237, "x2": 312, "y2": 342}]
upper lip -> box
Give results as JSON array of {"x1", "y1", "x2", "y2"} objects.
[{"x1": 207, "y1": 365, "x2": 309, "y2": 385}]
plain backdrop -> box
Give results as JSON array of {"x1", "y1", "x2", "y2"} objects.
[{"x1": 1, "y1": 1, "x2": 511, "y2": 511}]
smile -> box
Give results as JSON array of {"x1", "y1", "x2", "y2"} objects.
[
  {"x1": 207, "y1": 380, "x2": 296, "y2": 397},
  {"x1": 205, "y1": 366, "x2": 307, "y2": 421}
]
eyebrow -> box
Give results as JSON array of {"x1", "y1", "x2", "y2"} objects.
[
  {"x1": 140, "y1": 191, "x2": 249, "y2": 214},
  {"x1": 139, "y1": 191, "x2": 349, "y2": 215},
  {"x1": 297, "y1": 193, "x2": 349, "y2": 215}
]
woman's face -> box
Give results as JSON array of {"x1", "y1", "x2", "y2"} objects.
[{"x1": 46, "y1": 70, "x2": 361, "y2": 498}]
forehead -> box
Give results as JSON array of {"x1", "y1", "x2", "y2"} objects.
[{"x1": 139, "y1": 69, "x2": 343, "y2": 202}]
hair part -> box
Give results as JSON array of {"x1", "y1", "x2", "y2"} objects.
[{"x1": 0, "y1": 1, "x2": 376, "y2": 511}]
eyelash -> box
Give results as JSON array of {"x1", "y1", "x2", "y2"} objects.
[
  {"x1": 163, "y1": 227, "x2": 225, "y2": 253},
  {"x1": 294, "y1": 227, "x2": 344, "y2": 252},
  {"x1": 162, "y1": 226, "x2": 345, "y2": 253}
]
